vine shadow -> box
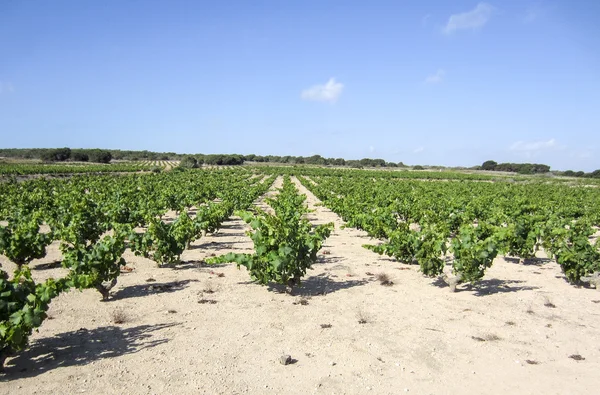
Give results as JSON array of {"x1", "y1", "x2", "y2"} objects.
[
  {"x1": 112, "y1": 279, "x2": 199, "y2": 300},
  {"x1": 2, "y1": 323, "x2": 179, "y2": 379},
  {"x1": 189, "y1": 240, "x2": 247, "y2": 251},
  {"x1": 316, "y1": 255, "x2": 345, "y2": 265},
  {"x1": 32, "y1": 261, "x2": 63, "y2": 271},
  {"x1": 522, "y1": 257, "x2": 553, "y2": 266},
  {"x1": 266, "y1": 273, "x2": 368, "y2": 296},
  {"x1": 468, "y1": 279, "x2": 539, "y2": 296},
  {"x1": 169, "y1": 260, "x2": 228, "y2": 271},
  {"x1": 431, "y1": 277, "x2": 539, "y2": 296},
  {"x1": 504, "y1": 256, "x2": 553, "y2": 266}
]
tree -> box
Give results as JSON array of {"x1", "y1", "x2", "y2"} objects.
[
  {"x1": 179, "y1": 156, "x2": 198, "y2": 169},
  {"x1": 41, "y1": 148, "x2": 71, "y2": 162},
  {"x1": 305, "y1": 155, "x2": 326, "y2": 165},
  {"x1": 222, "y1": 155, "x2": 243, "y2": 165},
  {"x1": 88, "y1": 149, "x2": 112, "y2": 164},
  {"x1": 72, "y1": 152, "x2": 89, "y2": 162},
  {"x1": 587, "y1": 170, "x2": 600, "y2": 179},
  {"x1": 481, "y1": 160, "x2": 497, "y2": 171}
]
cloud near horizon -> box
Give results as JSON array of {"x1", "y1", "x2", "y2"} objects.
[
  {"x1": 425, "y1": 69, "x2": 445, "y2": 84},
  {"x1": 443, "y1": 3, "x2": 495, "y2": 34},
  {"x1": 301, "y1": 78, "x2": 344, "y2": 103},
  {"x1": 509, "y1": 138, "x2": 556, "y2": 152}
]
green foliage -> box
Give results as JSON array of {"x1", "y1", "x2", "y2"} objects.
[
  {"x1": 363, "y1": 222, "x2": 419, "y2": 263},
  {"x1": 129, "y1": 212, "x2": 197, "y2": 267},
  {"x1": 0, "y1": 267, "x2": 69, "y2": 369},
  {"x1": 364, "y1": 223, "x2": 448, "y2": 277},
  {"x1": 201, "y1": 154, "x2": 244, "y2": 166},
  {"x1": 415, "y1": 225, "x2": 449, "y2": 277},
  {"x1": 345, "y1": 207, "x2": 398, "y2": 239},
  {"x1": 61, "y1": 226, "x2": 129, "y2": 300},
  {"x1": 179, "y1": 156, "x2": 198, "y2": 169},
  {"x1": 481, "y1": 160, "x2": 498, "y2": 171},
  {"x1": 40, "y1": 147, "x2": 71, "y2": 162},
  {"x1": 494, "y1": 162, "x2": 550, "y2": 174},
  {"x1": 51, "y1": 195, "x2": 109, "y2": 247},
  {"x1": 0, "y1": 215, "x2": 52, "y2": 267},
  {"x1": 209, "y1": 177, "x2": 333, "y2": 288},
  {"x1": 495, "y1": 210, "x2": 544, "y2": 259},
  {"x1": 71, "y1": 151, "x2": 89, "y2": 162},
  {"x1": 450, "y1": 224, "x2": 499, "y2": 284},
  {"x1": 0, "y1": 162, "x2": 147, "y2": 175},
  {"x1": 87, "y1": 149, "x2": 112, "y2": 164},
  {"x1": 0, "y1": 167, "x2": 275, "y2": 368},
  {"x1": 587, "y1": 169, "x2": 600, "y2": 179},
  {"x1": 546, "y1": 222, "x2": 600, "y2": 283}
]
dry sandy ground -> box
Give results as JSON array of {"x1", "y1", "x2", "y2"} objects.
[{"x1": 1, "y1": 177, "x2": 600, "y2": 395}]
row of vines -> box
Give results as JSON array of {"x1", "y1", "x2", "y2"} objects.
[
  {"x1": 282, "y1": 168, "x2": 600, "y2": 291},
  {"x1": 0, "y1": 168, "x2": 275, "y2": 368},
  {"x1": 0, "y1": 162, "x2": 152, "y2": 176},
  {"x1": 2, "y1": 165, "x2": 600, "y2": 369}
]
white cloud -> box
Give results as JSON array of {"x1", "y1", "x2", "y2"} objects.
[
  {"x1": 569, "y1": 148, "x2": 594, "y2": 160},
  {"x1": 0, "y1": 82, "x2": 14, "y2": 94},
  {"x1": 369, "y1": 145, "x2": 375, "y2": 153},
  {"x1": 523, "y1": 8, "x2": 539, "y2": 23},
  {"x1": 301, "y1": 78, "x2": 344, "y2": 103},
  {"x1": 413, "y1": 147, "x2": 425, "y2": 154},
  {"x1": 523, "y1": 2, "x2": 551, "y2": 23},
  {"x1": 422, "y1": 14, "x2": 431, "y2": 26},
  {"x1": 509, "y1": 138, "x2": 556, "y2": 152},
  {"x1": 443, "y1": 3, "x2": 495, "y2": 34},
  {"x1": 576, "y1": 151, "x2": 592, "y2": 159},
  {"x1": 425, "y1": 69, "x2": 445, "y2": 84}
]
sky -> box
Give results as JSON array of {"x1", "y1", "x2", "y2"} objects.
[{"x1": 1, "y1": 1, "x2": 599, "y2": 171}]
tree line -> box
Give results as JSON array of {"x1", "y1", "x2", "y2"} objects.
[
  {"x1": 480, "y1": 160, "x2": 599, "y2": 178},
  {"x1": 0, "y1": 149, "x2": 405, "y2": 168},
  {"x1": 1, "y1": 148, "x2": 596, "y2": 176},
  {"x1": 0, "y1": 148, "x2": 114, "y2": 164}
]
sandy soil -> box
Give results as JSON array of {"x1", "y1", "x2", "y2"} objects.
[{"x1": 1, "y1": 177, "x2": 600, "y2": 395}]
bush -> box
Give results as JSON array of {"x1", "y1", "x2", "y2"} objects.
[
  {"x1": 587, "y1": 170, "x2": 600, "y2": 179},
  {"x1": 481, "y1": 160, "x2": 497, "y2": 171},
  {"x1": 179, "y1": 156, "x2": 198, "y2": 169},
  {"x1": 208, "y1": 177, "x2": 333, "y2": 290},
  {"x1": 88, "y1": 149, "x2": 112, "y2": 164},
  {"x1": 40, "y1": 148, "x2": 71, "y2": 162},
  {"x1": 72, "y1": 152, "x2": 89, "y2": 162}
]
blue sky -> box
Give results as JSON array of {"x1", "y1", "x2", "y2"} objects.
[{"x1": 1, "y1": 1, "x2": 599, "y2": 170}]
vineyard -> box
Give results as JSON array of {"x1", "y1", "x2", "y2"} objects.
[
  {"x1": 0, "y1": 162, "x2": 151, "y2": 176},
  {"x1": 1, "y1": 166, "x2": 600, "y2": 394},
  {"x1": 137, "y1": 160, "x2": 180, "y2": 169}
]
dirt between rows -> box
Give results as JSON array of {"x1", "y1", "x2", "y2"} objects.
[{"x1": 1, "y1": 176, "x2": 599, "y2": 395}]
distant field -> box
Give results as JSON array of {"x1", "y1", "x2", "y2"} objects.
[
  {"x1": 0, "y1": 158, "x2": 185, "y2": 175},
  {"x1": 1, "y1": 158, "x2": 599, "y2": 186},
  {"x1": 0, "y1": 160, "x2": 147, "y2": 175},
  {"x1": 137, "y1": 160, "x2": 180, "y2": 169}
]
